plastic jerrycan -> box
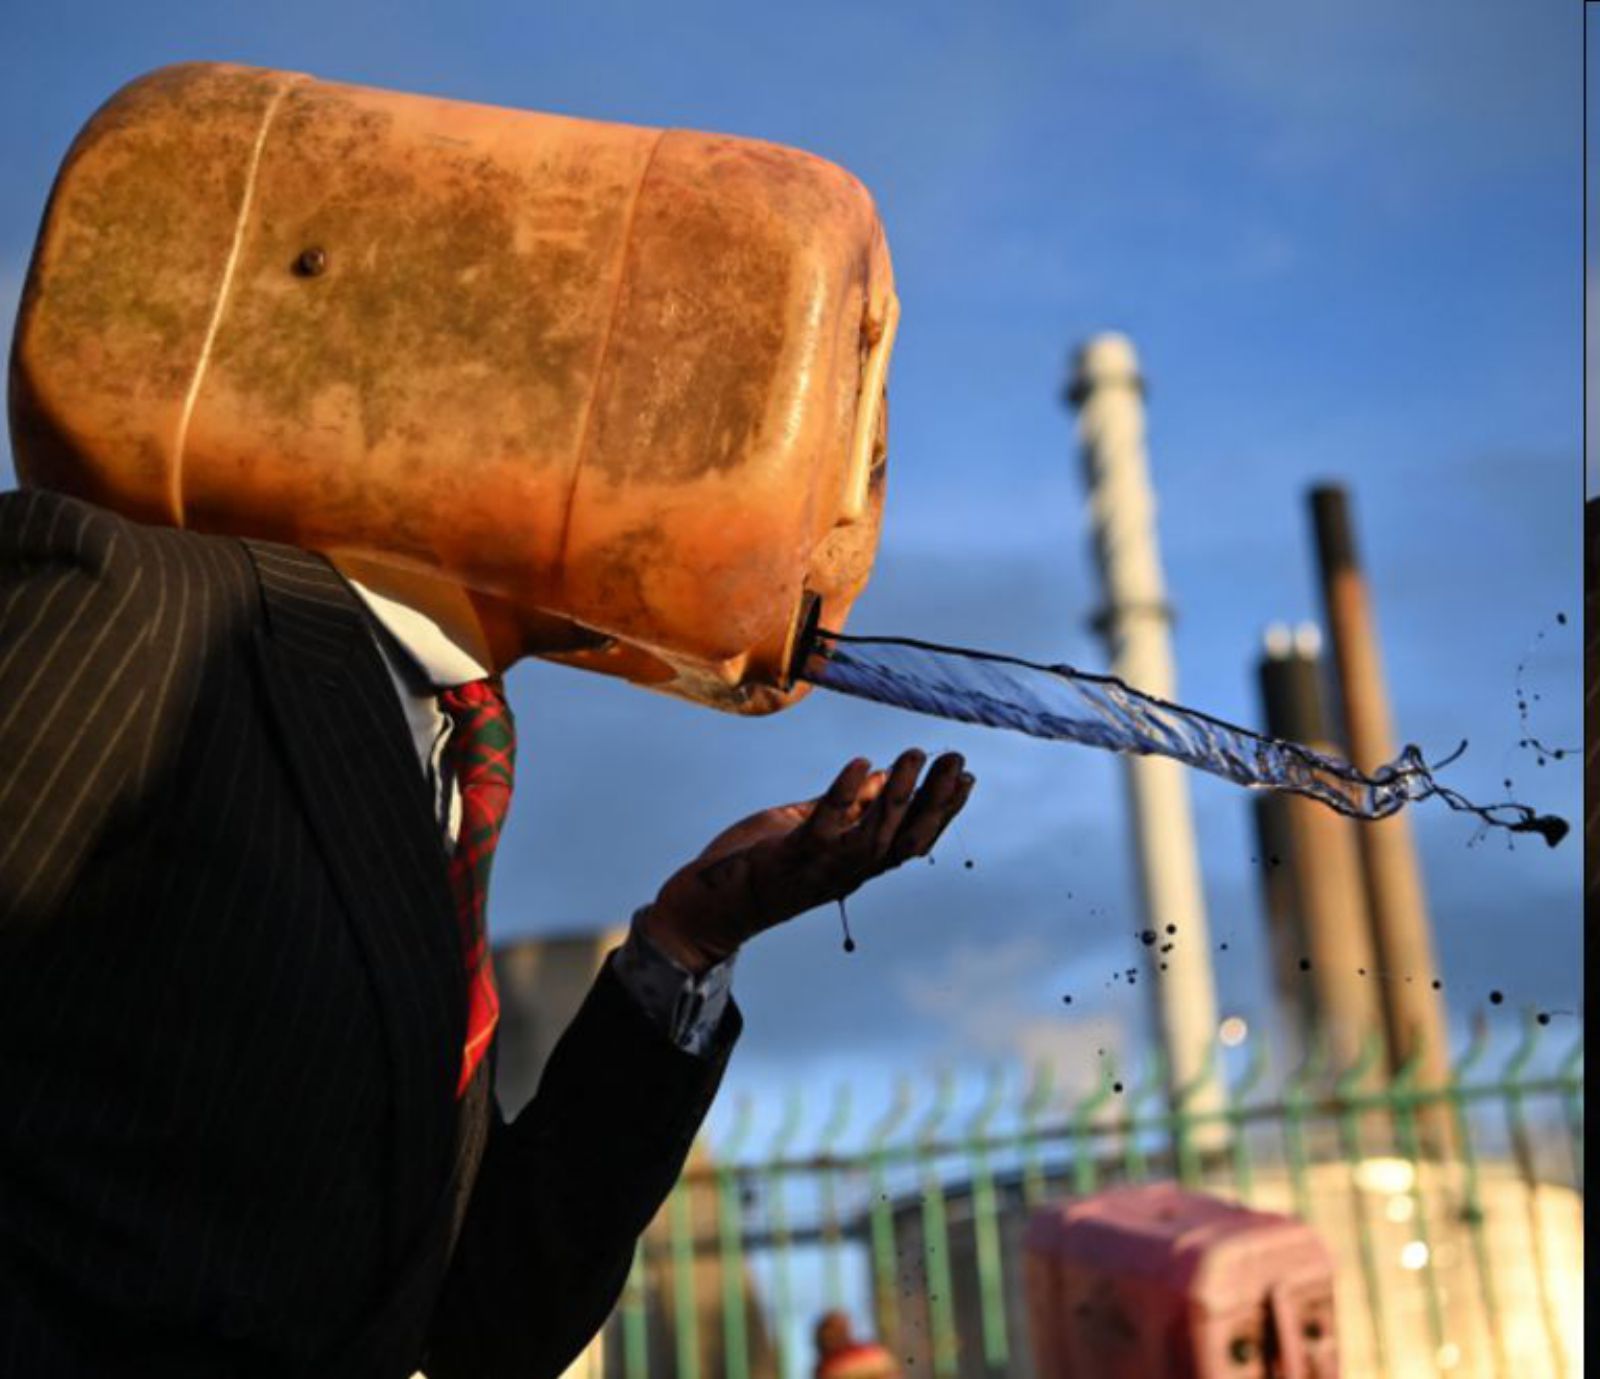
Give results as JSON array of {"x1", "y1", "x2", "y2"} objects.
[{"x1": 9, "y1": 63, "x2": 898, "y2": 713}]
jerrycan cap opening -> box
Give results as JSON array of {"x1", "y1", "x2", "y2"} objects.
[
  {"x1": 752, "y1": 591, "x2": 825, "y2": 697},
  {"x1": 783, "y1": 591, "x2": 825, "y2": 690}
]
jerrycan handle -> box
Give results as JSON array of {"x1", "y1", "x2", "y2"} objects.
[{"x1": 839, "y1": 293, "x2": 900, "y2": 523}]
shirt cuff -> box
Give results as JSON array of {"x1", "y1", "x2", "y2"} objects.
[{"x1": 610, "y1": 909, "x2": 737, "y2": 1058}]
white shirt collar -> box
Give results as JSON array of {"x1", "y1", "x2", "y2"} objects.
[{"x1": 345, "y1": 577, "x2": 491, "y2": 690}]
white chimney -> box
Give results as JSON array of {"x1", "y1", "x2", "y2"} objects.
[{"x1": 1066, "y1": 333, "x2": 1225, "y2": 1135}]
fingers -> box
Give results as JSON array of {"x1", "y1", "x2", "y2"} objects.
[
  {"x1": 887, "y1": 752, "x2": 972, "y2": 864},
  {"x1": 864, "y1": 748, "x2": 925, "y2": 858},
  {"x1": 851, "y1": 770, "x2": 890, "y2": 825},
  {"x1": 790, "y1": 750, "x2": 976, "y2": 896},
  {"x1": 814, "y1": 750, "x2": 924, "y2": 876},
  {"x1": 802, "y1": 758, "x2": 875, "y2": 846}
]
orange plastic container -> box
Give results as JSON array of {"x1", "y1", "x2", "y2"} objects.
[{"x1": 9, "y1": 62, "x2": 897, "y2": 712}]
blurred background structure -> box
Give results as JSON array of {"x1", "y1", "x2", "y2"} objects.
[{"x1": 2, "y1": 1, "x2": 1583, "y2": 1376}]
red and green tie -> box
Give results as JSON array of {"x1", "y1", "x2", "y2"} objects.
[{"x1": 439, "y1": 677, "x2": 516, "y2": 1098}]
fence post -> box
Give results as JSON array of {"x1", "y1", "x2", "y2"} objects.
[
  {"x1": 1019, "y1": 1058, "x2": 1056, "y2": 1208},
  {"x1": 1447, "y1": 1017, "x2": 1508, "y2": 1378},
  {"x1": 1558, "y1": 1030, "x2": 1584, "y2": 1192},
  {"x1": 1122, "y1": 1050, "x2": 1166, "y2": 1182},
  {"x1": 623, "y1": 1238, "x2": 651, "y2": 1379},
  {"x1": 1171, "y1": 1039, "x2": 1218, "y2": 1188},
  {"x1": 867, "y1": 1077, "x2": 912, "y2": 1349},
  {"x1": 1280, "y1": 1034, "x2": 1325, "y2": 1222},
  {"x1": 817, "y1": 1083, "x2": 855, "y2": 1312},
  {"x1": 965, "y1": 1063, "x2": 1010, "y2": 1371},
  {"x1": 669, "y1": 1164, "x2": 701, "y2": 1379},
  {"x1": 1389, "y1": 1025, "x2": 1450, "y2": 1369},
  {"x1": 916, "y1": 1069, "x2": 960, "y2": 1379},
  {"x1": 1227, "y1": 1036, "x2": 1270, "y2": 1204},
  {"x1": 1071, "y1": 1058, "x2": 1118, "y2": 1195},
  {"x1": 716, "y1": 1095, "x2": 756, "y2": 1379},
  {"x1": 1335, "y1": 1030, "x2": 1392, "y2": 1379},
  {"x1": 765, "y1": 1089, "x2": 805, "y2": 1379},
  {"x1": 1501, "y1": 1010, "x2": 1569, "y2": 1379}
]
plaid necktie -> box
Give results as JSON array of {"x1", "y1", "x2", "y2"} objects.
[{"x1": 438, "y1": 677, "x2": 516, "y2": 1098}]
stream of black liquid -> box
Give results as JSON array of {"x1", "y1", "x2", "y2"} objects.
[{"x1": 801, "y1": 631, "x2": 1567, "y2": 847}]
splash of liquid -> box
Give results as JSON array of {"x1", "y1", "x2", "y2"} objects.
[{"x1": 802, "y1": 631, "x2": 1566, "y2": 846}]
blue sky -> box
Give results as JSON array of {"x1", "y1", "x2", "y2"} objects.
[{"x1": 1, "y1": 1, "x2": 1583, "y2": 1108}]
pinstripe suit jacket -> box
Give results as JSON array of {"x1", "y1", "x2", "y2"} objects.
[{"x1": 0, "y1": 489, "x2": 736, "y2": 1378}]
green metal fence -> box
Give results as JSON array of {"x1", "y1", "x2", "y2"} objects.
[{"x1": 598, "y1": 1013, "x2": 1583, "y2": 1379}]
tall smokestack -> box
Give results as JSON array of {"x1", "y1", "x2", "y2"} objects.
[
  {"x1": 1251, "y1": 792, "x2": 1309, "y2": 1057},
  {"x1": 1067, "y1": 333, "x2": 1224, "y2": 1133},
  {"x1": 1256, "y1": 622, "x2": 1387, "y2": 1078},
  {"x1": 1309, "y1": 485, "x2": 1452, "y2": 1144}
]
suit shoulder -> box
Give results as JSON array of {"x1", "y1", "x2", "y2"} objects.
[
  {"x1": 0, "y1": 488, "x2": 140, "y2": 568},
  {"x1": 0, "y1": 488, "x2": 258, "y2": 632}
]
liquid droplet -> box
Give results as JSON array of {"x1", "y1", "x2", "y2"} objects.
[
  {"x1": 1489, "y1": 990, "x2": 1504, "y2": 1005},
  {"x1": 837, "y1": 897, "x2": 856, "y2": 954}
]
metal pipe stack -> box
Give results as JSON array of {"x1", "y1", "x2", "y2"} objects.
[
  {"x1": 1308, "y1": 484, "x2": 1453, "y2": 1150},
  {"x1": 1254, "y1": 622, "x2": 1387, "y2": 1078},
  {"x1": 1250, "y1": 788, "x2": 1307, "y2": 1056}
]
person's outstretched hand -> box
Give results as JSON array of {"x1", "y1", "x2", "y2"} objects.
[{"x1": 638, "y1": 750, "x2": 974, "y2": 973}]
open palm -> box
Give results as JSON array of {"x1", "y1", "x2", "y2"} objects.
[{"x1": 639, "y1": 750, "x2": 974, "y2": 972}]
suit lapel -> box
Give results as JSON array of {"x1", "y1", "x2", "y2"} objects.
[{"x1": 242, "y1": 539, "x2": 465, "y2": 1258}]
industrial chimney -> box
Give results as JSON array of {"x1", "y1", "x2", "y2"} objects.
[
  {"x1": 1250, "y1": 791, "x2": 1308, "y2": 1057},
  {"x1": 1254, "y1": 622, "x2": 1387, "y2": 1078},
  {"x1": 1066, "y1": 334, "x2": 1224, "y2": 1133},
  {"x1": 1308, "y1": 485, "x2": 1453, "y2": 1147}
]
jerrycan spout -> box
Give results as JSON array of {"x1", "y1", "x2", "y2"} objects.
[{"x1": 779, "y1": 592, "x2": 827, "y2": 693}]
